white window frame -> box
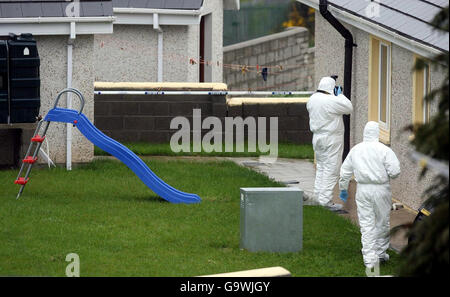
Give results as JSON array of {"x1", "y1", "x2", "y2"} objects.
[{"x1": 377, "y1": 42, "x2": 391, "y2": 130}]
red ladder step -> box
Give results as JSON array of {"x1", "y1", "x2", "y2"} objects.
[
  {"x1": 14, "y1": 177, "x2": 29, "y2": 185},
  {"x1": 23, "y1": 156, "x2": 38, "y2": 164},
  {"x1": 31, "y1": 135, "x2": 45, "y2": 143}
]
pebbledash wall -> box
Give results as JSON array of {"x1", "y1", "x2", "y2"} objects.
[
  {"x1": 35, "y1": 35, "x2": 95, "y2": 164},
  {"x1": 223, "y1": 27, "x2": 315, "y2": 91},
  {"x1": 93, "y1": 0, "x2": 224, "y2": 83},
  {"x1": 315, "y1": 14, "x2": 447, "y2": 210}
]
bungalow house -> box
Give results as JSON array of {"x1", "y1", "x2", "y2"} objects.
[
  {"x1": 297, "y1": 0, "x2": 449, "y2": 210},
  {"x1": 94, "y1": 0, "x2": 240, "y2": 83},
  {"x1": 0, "y1": 0, "x2": 239, "y2": 168},
  {"x1": 0, "y1": 0, "x2": 114, "y2": 166}
]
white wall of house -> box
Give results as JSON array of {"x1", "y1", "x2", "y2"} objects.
[
  {"x1": 314, "y1": 13, "x2": 447, "y2": 210},
  {"x1": 36, "y1": 35, "x2": 95, "y2": 164},
  {"x1": 200, "y1": 0, "x2": 224, "y2": 82},
  {"x1": 94, "y1": 0, "x2": 224, "y2": 83}
]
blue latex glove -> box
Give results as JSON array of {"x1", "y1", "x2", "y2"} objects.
[
  {"x1": 339, "y1": 189, "x2": 348, "y2": 202},
  {"x1": 335, "y1": 86, "x2": 343, "y2": 96}
]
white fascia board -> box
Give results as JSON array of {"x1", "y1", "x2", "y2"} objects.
[
  {"x1": 0, "y1": 17, "x2": 114, "y2": 36},
  {"x1": 113, "y1": 7, "x2": 201, "y2": 25},
  {"x1": 0, "y1": 17, "x2": 115, "y2": 24},
  {"x1": 114, "y1": 8, "x2": 201, "y2": 16},
  {"x1": 114, "y1": 12, "x2": 200, "y2": 25},
  {"x1": 297, "y1": 0, "x2": 444, "y2": 58}
]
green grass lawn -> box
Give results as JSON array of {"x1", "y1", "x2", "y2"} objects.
[
  {"x1": 0, "y1": 159, "x2": 401, "y2": 276},
  {"x1": 94, "y1": 142, "x2": 314, "y2": 160}
]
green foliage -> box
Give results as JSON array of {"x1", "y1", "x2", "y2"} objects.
[
  {"x1": 223, "y1": 1, "x2": 315, "y2": 47},
  {"x1": 399, "y1": 201, "x2": 449, "y2": 276},
  {"x1": 283, "y1": 1, "x2": 315, "y2": 47},
  {"x1": 223, "y1": 2, "x2": 290, "y2": 46}
]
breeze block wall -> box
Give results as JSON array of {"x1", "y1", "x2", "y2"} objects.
[
  {"x1": 94, "y1": 82, "x2": 312, "y2": 146},
  {"x1": 227, "y1": 98, "x2": 312, "y2": 144},
  {"x1": 223, "y1": 27, "x2": 315, "y2": 92},
  {"x1": 93, "y1": 83, "x2": 228, "y2": 143}
]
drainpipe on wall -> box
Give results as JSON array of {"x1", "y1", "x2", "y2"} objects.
[
  {"x1": 66, "y1": 22, "x2": 76, "y2": 170},
  {"x1": 319, "y1": 0, "x2": 357, "y2": 160},
  {"x1": 153, "y1": 13, "x2": 163, "y2": 82}
]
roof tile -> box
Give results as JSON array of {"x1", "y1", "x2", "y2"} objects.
[
  {"x1": 328, "y1": 0, "x2": 449, "y2": 52},
  {"x1": 0, "y1": 3, "x2": 23, "y2": 17},
  {"x1": 21, "y1": 2, "x2": 43, "y2": 17}
]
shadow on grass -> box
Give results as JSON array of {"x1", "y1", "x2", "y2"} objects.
[{"x1": 115, "y1": 194, "x2": 168, "y2": 204}]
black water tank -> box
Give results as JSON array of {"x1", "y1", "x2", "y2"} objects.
[
  {"x1": 8, "y1": 33, "x2": 40, "y2": 123},
  {"x1": 0, "y1": 40, "x2": 8, "y2": 124}
]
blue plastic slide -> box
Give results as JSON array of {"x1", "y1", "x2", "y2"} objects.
[{"x1": 45, "y1": 108, "x2": 201, "y2": 204}]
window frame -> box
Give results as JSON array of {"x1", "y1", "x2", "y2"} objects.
[
  {"x1": 377, "y1": 41, "x2": 391, "y2": 130},
  {"x1": 368, "y1": 35, "x2": 392, "y2": 144},
  {"x1": 412, "y1": 56, "x2": 432, "y2": 126}
]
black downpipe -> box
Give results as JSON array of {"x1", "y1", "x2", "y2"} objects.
[
  {"x1": 319, "y1": 0, "x2": 356, "y2": 161},
  {"x1": 6, "y1": 41, "x2": 10, "y2": 124}
]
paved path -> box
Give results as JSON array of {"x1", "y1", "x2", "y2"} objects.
[{"x1": 228, "y1": 157, "x2": 316, "y2": 202}]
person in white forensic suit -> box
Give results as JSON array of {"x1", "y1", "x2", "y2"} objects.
[
  {"x1": 306, "y1": 76, "x2": 353, "y2": 211},
  {"x1": 339, "y1": 121, "x2": 401, "y2": 268}
]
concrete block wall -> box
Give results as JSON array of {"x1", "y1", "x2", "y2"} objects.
[
  {"x1": 223, "y1": 27, "x2": 315, "y2": 91},
  {"x1": 94, "y1": 94, "x2": 228, "y2": 143},
  {"x1": 227, "y1": 100, "x2": 312, "y2": 144},
  {"x1": 94, "y1": 95, "x2": 312, "y2": 145}
]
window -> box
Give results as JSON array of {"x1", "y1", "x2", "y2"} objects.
[
  {"x1": 369, "y1": 36, "x2": 392, "y2": 144},
  {"x1": 413, "y1": 57, "x2": 431, "y2": 125}
]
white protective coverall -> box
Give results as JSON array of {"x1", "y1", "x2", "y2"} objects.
[
  {"x1": 307, "y1": 77, "x2": 353, "y2": 207},
  {"x1": 339, "y1": 121, "x2": 401, "y2": 267}
]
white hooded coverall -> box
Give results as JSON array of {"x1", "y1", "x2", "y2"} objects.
[
  {"x1": 307, "y1": 77, "x2": 353, "y2": 207},
  {"x1": 339, "y1": 121, "x2": 401, "y2": 267}
]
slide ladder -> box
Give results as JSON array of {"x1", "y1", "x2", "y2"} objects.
[
  {"x1": 15, "y1": 119, "x2": 50, "y2": 199},
  {"x1": 15, "y1": 88, "x2": 201, "y2": 204}
]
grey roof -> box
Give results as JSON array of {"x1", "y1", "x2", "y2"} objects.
[
  {"x1": 328, "y1": 0, "x2": 449, "y2": 52},
  {"x1": 0, "y1": 0, "x2": 113, "y2": 18},
  {"x1": 112, "y1": 0, "x2": 204, "y2": 10}
]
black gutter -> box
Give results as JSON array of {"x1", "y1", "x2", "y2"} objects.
[
  {"x1": 6, "y1": 41, "x2": 10, "y2": 125},
  {"x1": 319, "y1": 0, "x2": 357, "y2": 161}
]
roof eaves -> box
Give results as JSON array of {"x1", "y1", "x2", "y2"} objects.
[
  {"x1": 297, "y1": 0, "x2": 448, "y2": 57},
  {"x1": 112, "y1": 7, "x2": 201, "y2": 25}
]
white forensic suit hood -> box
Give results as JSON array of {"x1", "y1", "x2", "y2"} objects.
[
  {"x1": 317, "y1": 76, "x2": 336, "y2": 94},
  {"x1": 363, "y1": 121, "x2": 380, "y2": 142}
]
